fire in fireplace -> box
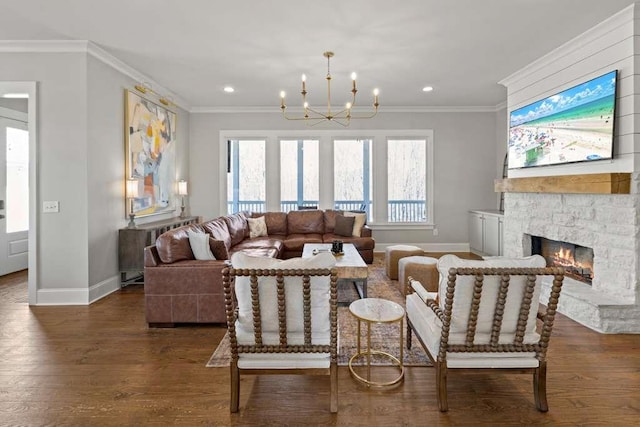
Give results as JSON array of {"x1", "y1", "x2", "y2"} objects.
[{"x1": 531, "y1": 236, "x2": 594, "y2": 284}]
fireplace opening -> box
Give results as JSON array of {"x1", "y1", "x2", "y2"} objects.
[{"x1": 531, "y1": 236, "x2": 594, "y2": 284}]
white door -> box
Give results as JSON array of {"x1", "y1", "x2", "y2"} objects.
[{"x1": 0, "y1": 116, "x2": 29, "y2": 275}]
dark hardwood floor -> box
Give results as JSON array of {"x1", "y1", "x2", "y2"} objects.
[{"x1": 1, "y1": 258, "x2": 639, "y2": 426}]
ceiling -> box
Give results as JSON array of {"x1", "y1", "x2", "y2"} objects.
[{"x1": 0, "y1": 0, "x2": 636, "y2": 110}]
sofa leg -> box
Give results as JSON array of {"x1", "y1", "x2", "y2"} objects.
[{"x1": 148, "y1": 322, "x2": 175, "y2": 328}]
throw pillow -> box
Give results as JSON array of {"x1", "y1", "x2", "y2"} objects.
[
  {"x1": 247, "y1": 216, "x2": 268, "y2": 238},
  {"x1": 334, "y1": 214, "x2": 355, "y2": 237},
  {"x1": 187, "y1": 230, "x2": 216, "y2": 260},
  {"x1": 209, "y1": 238, "x2": 229, "y2": 260},
  {"x1": 343, "y1": 211, "x2": 367, "y2": 237}
]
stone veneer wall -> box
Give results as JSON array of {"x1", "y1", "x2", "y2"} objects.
[{"x1": 502, "y1": 175, "x2": 640, "y2": 332}]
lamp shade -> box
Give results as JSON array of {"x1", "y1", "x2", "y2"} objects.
[
  {"x1": 126, "y1": 179, "x2": 139, "y2": 198},
  {"x1": 178, "y1": 180, "x2": 188, "y2": 196}
]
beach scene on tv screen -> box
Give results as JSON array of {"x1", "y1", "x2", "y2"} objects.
[{"x1": 508, "y1": 70, "x2": 616, "y2": 169}]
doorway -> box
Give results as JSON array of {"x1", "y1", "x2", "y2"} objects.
[
  {"x1": 0, "y1": 82, "x2": 37, "y2": 304},
  {"x1": 0, "y1": 113, "x2": 28, "y2": 275}
]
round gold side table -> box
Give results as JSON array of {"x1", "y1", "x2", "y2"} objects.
[{"x1": 348, "y1": 297, "x2": 405, "y2": 387}]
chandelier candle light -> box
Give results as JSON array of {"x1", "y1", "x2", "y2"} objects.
[{"x1": 280, "y1": 51, "x2": 379, "y2": 126}]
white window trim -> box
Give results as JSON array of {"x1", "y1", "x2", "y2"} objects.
[{"x1": 219, "y1": 129, "x2": 434, "y2": 230}]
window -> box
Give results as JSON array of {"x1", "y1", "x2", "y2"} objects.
[
  {"x1": 220, "y1": 130, "x2": 433, "y2": 227},
  {"x1": 280, "y1": 139, "x2": 319, "y2": 212},
  {"x1": 6, "y1": 127, "x2": 29, "y2": 233},
  {"x1": 334, "y1": 139, "x2": 371, "y2": 217},
  {"x1": 387, "y1": 139, "x2": 426, "y2": 222},
  {"x1": 227, "y1": 139, "x2": 266, "y2": 214}
]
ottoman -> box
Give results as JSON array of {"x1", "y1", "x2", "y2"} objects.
[
  {"x1": 385, "y1": 245, "x2": 423, "y2": 280},
  {"x1": 398, "y1": 256, "x2": 439, "y2": 295}
]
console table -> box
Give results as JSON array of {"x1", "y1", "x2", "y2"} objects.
[{"x1": 118, "y1": 216, "x2": 199, "y2": 287}]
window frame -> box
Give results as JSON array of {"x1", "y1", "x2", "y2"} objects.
[{"x1": 219, "y1": 129, "x2": 434, "y2": 229}]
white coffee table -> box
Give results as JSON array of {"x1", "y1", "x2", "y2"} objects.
[{"x1": 302, "y1": 243, "x2": 368, "y2": 299}]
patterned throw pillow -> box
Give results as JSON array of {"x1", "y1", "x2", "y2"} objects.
[
  {"x1": 334, "y1": 215, "x2": 355, "y2": 237},
  {"x1": 247, "y1": 216, "x2": 268, "y2": 238}
]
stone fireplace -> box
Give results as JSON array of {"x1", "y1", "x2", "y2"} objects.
[{"x1": 501, "y1": 179, "x2": 640, "y2": 333}]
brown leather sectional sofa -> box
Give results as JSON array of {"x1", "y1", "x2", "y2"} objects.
[{"x1": 143, "y1": 209, "x2": 374, "y2": 326}]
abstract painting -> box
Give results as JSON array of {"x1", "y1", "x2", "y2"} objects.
[{"x1": 125, "y1": 89, "x2": 177, "y2": 217}]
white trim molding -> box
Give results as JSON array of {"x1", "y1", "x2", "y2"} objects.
[
  {"x1": 0, "y1": 40, "x2": 190, "y2": 110},
  {"x1": 36, "y1": 275, "x2": 120, "y2": 305},
  {"x1": 192, "y1": 104, "x2": 503, "y2": 114}
]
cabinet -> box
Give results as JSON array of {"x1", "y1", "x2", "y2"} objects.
[
  {"x1": 118, "y1": 216, "x2": 199, "y2": 286},
  {"x1": 469, "y1": 210, "x2": 504, "y2": 256}
]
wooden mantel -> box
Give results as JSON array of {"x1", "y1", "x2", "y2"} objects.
[{"x1": 494, "y1": 173, "x2": 632, "y2": 194}]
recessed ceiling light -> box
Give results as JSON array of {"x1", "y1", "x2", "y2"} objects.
[
  {"x1": 422, "y1": 86, "x2": 433, "y2": 92},
  {"x1": 1, "y1": 93, "x2": 29, "y2": 98},
  {"x1": 223, "y1": 86, "x2": 235, "y2": 93}
]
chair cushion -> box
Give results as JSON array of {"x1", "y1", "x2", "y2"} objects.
[
  {"x1": 436, "y1": 255, "x2": 545, "y2": 338},
  {"x1": 230, "y1": 252, "x2": 336, "y2": 344},
  {"x1": 406, "y1": 293, "x2": 539, "y2": 368}
]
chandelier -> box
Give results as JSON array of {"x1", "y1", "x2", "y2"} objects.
[{"x1": 280, "y1": 51, "x2": 379, "y2": 126}]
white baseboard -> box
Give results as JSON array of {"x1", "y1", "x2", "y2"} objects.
[
  {"x1": 374, "y1": 243, "x2": 470, "y2": 253},
  {"x1": 35, "y1": 275, "x2": 120, "y2": 305},
  {"x1": 89, "y1": 275, "x2": 120, "y2": 304}
]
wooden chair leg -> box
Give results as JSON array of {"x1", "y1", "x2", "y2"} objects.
[
  {"x1": 406, "y1": 321, "x2": 413, "y2": 350},
  {"x1": 230, "y1": 361, "x2": 240, "y2": 413},
  {"x1": 330, "y1": 362, "x2": 338, "y2": 413},
  {"x1": 436, "y1": 361, "x2": 448, "y2": 412},
  {"x1": 534, "y1": 361, "x2": 549, "y2": 412}
]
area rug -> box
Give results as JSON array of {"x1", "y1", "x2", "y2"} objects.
[{"x1": 206, "y1": 255, "x2": 432, "y2": 367}]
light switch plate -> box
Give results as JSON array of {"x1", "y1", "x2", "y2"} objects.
[{"x1": 43, "y1": 201, "x2": 59, "y2": 213}]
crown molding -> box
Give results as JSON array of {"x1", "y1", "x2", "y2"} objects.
[
  {"x1": 499, "y1": 3, "x2": 635, "y2": 88},
  {"x1": 190, "y1": 104, "x2": 503, "y2": 114},
  {"x1": 0, "y1": 40, "x2": 190, "y2": 110}
]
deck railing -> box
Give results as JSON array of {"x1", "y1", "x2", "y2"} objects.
[{"x1": 228, "y1": 199, "x2": 426, "y2": 222}]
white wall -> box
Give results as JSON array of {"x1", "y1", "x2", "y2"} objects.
[
  {"x1": 86, "y1": 56, "x2": 190, "y2": 294},
  {"x1": 0, "y1": 52, "x2": 90, "y2": 296},
  {"x1": 0, "y1": 51, "x2": 190, "y2": 304},
  {"x1": 190, "y1": 110, "x2": 497, "y2": 247}
]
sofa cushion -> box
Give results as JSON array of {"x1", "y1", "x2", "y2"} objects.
[
  {"x1": 284, "y1": 233, "x2": 324, "y2": 251},
  {"x1": 156, "y1": 224, "x2": 203, "y2": 263},
  {"x1": 253, "y1": 211, "x2": 288, "y2": 235},
  {"x1": 202, "y1": 217, "x2": 232, "y2": 250},
  {"x1": 232, "y1": 236, "x2": 285, "y2": 254},
  {"x1": 230, "y1": 252, "x2": 336, "y2": 340},
  {"x1": 436, "y1": 254, "x2": 546, "y2": 339},
  {"x1": 223, "y1": 212, "x2": 249, "y2": 246},
  {"x1": 229, "y1": 247, "x2": 279, "y2": 258},
  {"x1": 334, "y1": 215, "x2": 355, "y2": 237},
  {"x1": 323, "y1": 209, "x2": 343, "y2": 234},
  {"x1": 287, "y1": 210, "x2": 325, "y2": 234}
]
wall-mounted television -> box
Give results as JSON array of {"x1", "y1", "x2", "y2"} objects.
[{"x1": 508, "y1": 70, "x2": 618, "y2": 169}]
